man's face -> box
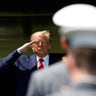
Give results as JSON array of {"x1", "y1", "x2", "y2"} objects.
[{"x1": 31, "y1": 35, "x2": 50, "y2": 57}]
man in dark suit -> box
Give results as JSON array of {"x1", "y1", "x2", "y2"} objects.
[
  {"x1": 47, "y1": 3, "x2": 96, "y2": 96},
  {"x1": 0, "y1": 30, "x2": 60, "y2": 96}
]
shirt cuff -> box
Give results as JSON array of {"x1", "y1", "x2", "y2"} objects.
[{"x1": 17, "y1": 49, "x2": 22, "y2": 54}]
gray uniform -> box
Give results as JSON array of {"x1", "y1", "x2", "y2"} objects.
[
  {"x1": 51, "y1": 3, "x2": 96, "y2": 96},
  {"x1": 48, "y1": 81, "x2": 96, "y2": 96},
  {"x1": 26, "y1": 61, "x2": 70, "y2": 96}
]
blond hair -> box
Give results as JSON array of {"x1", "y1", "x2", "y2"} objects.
[{"x1": 30, "y1": 30, "x2": 50, "y2": 41}]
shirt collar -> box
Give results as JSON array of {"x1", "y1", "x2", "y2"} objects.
[
  {"x1": 36, "y1": 54, "x2": 49, "y2": 68},
  {"x1": 36, "y1": 54, "x2": 49, "y2": 62}
]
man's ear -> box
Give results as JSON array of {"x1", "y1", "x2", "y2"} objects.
[
  {"x1": 60, "y1": 36, "x2": 69, "y2": 50},
  {"x1": 63, "y1": 42, "x2": 68, "y2": 50}
]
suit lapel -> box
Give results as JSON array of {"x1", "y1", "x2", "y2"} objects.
[
  {"x1": 30, "y1": 54, "x2": 37, "y2": 70},
  {"x1": 30, "y1": 54, "x2": 59, "y2": 69},
  {"x1": 49, "y1": 54, "x2": 59, "y2": 66}
]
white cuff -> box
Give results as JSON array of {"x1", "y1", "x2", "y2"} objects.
[{"x1": 17, "y1": 49, "x2": 22, "y2": 54}]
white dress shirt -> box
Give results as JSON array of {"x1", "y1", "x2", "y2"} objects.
[{"x1": 36, "y1": 54, "x2": 49, "y2": 69}]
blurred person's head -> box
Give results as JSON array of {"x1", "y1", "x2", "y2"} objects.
[
  {"x1": 60, "y1": 35, "x2": 69, "y2": 62},
  {"x1": 60, "y1": 36, "x2": 69, "y2": 50},
  {"x1": 52, "y1": 3, "x2": 96, "y2": 81},
  {"x1": 30, "y1": 30, "x2": 51, "y2": 58}
]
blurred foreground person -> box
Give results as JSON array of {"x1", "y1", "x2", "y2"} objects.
[
  {"x1": 26, "y1": 33, "x2": 70, "y2": 96},
  {"x1": 48, "y1": 3, "x2": 96, "y2": 96},
  {"x1": 0, "y1": 30, "x2": 59, "y2": 96}
]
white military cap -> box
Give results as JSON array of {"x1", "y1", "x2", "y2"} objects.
[{"x1": 52, "y1": 4, "x2": 96, "y2": 48}]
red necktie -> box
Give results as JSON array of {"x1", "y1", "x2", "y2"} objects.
[{"x1": 38, "y1": 59, "x2": 44, "y2": 69}]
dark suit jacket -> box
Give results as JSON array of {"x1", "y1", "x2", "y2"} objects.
[
  {"x1": 0, "y1": 50, "x2": 61, "y2": 96},
  {"x1": 14, "y1": 52, "x2": 60, "y2": 96},
  {"x1": 0, "y1": 50, "x2": 21, "y2": 68},
  {"x1": 0, "y1": 50, "x2": 21, "y2": 96}
]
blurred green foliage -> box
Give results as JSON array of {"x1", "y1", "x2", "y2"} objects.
[{"x1": 0, "y1": 16, "x2": 65, "y2": 58}]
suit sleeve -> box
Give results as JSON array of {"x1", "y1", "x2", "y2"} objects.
[{"x1": 0, "y1": 50, "x2": 21, "y2": 68}]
